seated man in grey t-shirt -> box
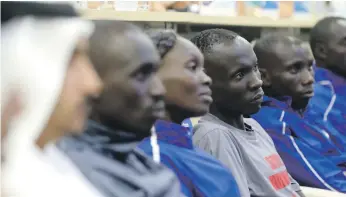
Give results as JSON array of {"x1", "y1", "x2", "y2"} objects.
[{"x1": 190, "y1": 29, "x2": 305, "y2": 197}]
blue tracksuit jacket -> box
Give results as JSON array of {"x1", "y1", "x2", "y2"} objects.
[
  {"x1": 252, "y1": 95, "x2": 346, "y2": 192},
  {"x1": 313, "y1": 66, "x2": 346, "y2": 135},
  {"x1": 138, "y1": 120, "x2": 240, "y2": 197}
]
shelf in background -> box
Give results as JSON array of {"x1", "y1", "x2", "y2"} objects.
[{"x1": 80, "y1": 9, "x2": 319, "y2": 28}]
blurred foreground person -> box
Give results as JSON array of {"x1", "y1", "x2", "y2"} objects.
[
  {"x1": 310, "y1": 16, "x2": 346, "y2": 134},
  {"x1": 58, "y1": 21, "x2": 183, "y2": 197},
  {"x1": 1, "y1": 92, "x2": 22, "y2": 143},
  {"x1": 1, "y1": 89, "x2": 22, "y2": 166},
  {"x1": 191, "y1": 29, "x2": 304, "y2": 197},
  {"x1": 252, "y1": 34, "x2": 346, "y2": 192},
  {"x1": 1, "y1": 2, "x2": 103, "y2": 197},
  {"x1": 138, "y1": 29, "x2": 240, "y2": 197},
  {"x1": 1, "y1": 0, "x2": 76, "y2": 152}
]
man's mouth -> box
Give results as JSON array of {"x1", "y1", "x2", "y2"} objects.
[
  {"x1": 250, "y1": 90, "x2": 264, "y2": 104},
  {"x1": 300, "y1": 90, "x2": 314, "y2": 98},
  {"x1": 151, "y1": 101, "x2": 166, "y2": 119}
]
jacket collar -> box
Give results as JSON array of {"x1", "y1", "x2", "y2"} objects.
[
  {"x1": 314, "y1": 66, "x2": 346, "y2": 87},
  {"x1": 262, "y1": 95, "x2": 292, "y2": 111},
  {"x1": 154, "y1": 120, "x2": 194, "y2": 150},
  {"x1": 82, "y1": 120, "x2": 143, "y2": 155}
]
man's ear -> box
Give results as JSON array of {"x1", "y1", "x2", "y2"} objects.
[
  {"x1": 259, "y1": 68, "x2": 271, "y2": 87},
  {"x1": 313, "y1": 41, "x2": 327, "y2": 61}
]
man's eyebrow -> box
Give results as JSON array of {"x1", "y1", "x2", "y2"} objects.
[
  {"x1": 284, "y1": 59, "x2": 303, "y2": 66},
  {"x1": 228, "y1": 65, "x2": 249, "y2": 76}
]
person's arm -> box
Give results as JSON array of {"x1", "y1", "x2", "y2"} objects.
[
  {"x1": 1, "y1": 91, "x2": 21, "y2": 139},
  {"x1": 268, "y1": 131, "x2": 346, "y2": 193},
  {"x1": 159, "y1": 154, "x2": 194, "y2": 197},
  {"x1": 193, "y1": 127, "x2": 250, "y2": 197}
]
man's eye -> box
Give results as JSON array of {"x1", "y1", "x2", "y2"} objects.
[
  {"x1": 289, "y1": 67, "x2": 299, "y2": 74},
  {"x1": 308, "y1": 65, "x2": 313, "y2": 71},
  {"x1": 134, "y1": 72, "x2": 146, "y2": 82},
  {"x1": 133, "y1": 63, "x2": 157, "y2": 82},
  {"x1": 134, "y1": 69, "x2": 152, "y2": 82},
  {"x1": 234, "y1": 72, "x2": 245, "y2": 80},
  {"x1": 289, "y1": 63, "x2": 302, "y2": 74}
]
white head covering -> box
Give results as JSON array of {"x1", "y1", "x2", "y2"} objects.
[{"x1": 1, "y1": 16, "x2": 102, "y2": 197}]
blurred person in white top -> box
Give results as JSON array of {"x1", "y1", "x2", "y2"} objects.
[{"x1": 1, "y1": 2, "x2": 103, "y2": 197}]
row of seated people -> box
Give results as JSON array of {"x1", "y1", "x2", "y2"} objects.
[
  {"x1": 57, "y1": 18, "x2": 346, "y2": 197},
  {"x1": 2, "y1": 1, "x2": 345, "y2": 197},
  {"x1": 184, "y1": 17, "x2": 346, "y2": 194}
]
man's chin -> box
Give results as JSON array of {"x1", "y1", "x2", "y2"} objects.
[
  {"x1": 291, "y1": 96, "x2": 311, "y2": 111},
  {"x1": 188, "y1": 105, "x2": 210, "y2": 117},
  {"x1": 243, "y1": 105, "x2": 261, "y2": 117},
  {"x1": 126, "y1": 120, "x2": 155, "y2": 139}
]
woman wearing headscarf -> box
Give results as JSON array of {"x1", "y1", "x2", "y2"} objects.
[{"x1": 1, "y1": 2, "x2": 103, "y2": 197}]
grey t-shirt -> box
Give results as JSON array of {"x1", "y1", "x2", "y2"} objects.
[{"x1": 193, "y1": 113, "x2": 301, "y2": 197}]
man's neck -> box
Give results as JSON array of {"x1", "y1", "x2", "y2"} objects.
[
  {"x1": 210, "y1": 104, "x2": 245, "y2": 130},
  {"x1": 314, "y1": 60, "x2": 325, "y2": 69},
  {"x1": 315, "y1": 60, "x2": 346, "y2": 79},
  {"x1": 328, "y1": 66, "x2": 346, "y2": 79},
  {"x1": 263, "y1": 87, "x2": 283, "y2": 99},
  {"x1": 291, "y1": 97, "x2": 310, "y2": 116},
  {"x1": 165, "y1": 104, "x2": 194, "y2": 125},
  {"x1": 92, "y1": 115, "x2": 151, "y2": 140},
  {"x1": 92, "y1": 114, "x2": 128, "y2": 133},
  {"x1": 263, "y1": 87, "x2": 308, "y2": 112}
]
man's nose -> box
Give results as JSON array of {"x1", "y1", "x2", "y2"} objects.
[
  {"x1": 248, "y1": 71, "x2": 263, "y2": 90},
  {"x1": 150, "y1": 75, "x2": 166, "y2": 99},
  {"x1": 301, "y1": 68, "x2": 314, "y2": 86}
]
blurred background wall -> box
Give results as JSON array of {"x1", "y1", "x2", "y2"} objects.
[{"x1": 74, "y1": 1, "x2": 346, "y2": 51}]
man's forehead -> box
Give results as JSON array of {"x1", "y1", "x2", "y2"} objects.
[
  {"x1": 115, "y1": 32, "x2": 158, "y2": 62},
  {"x1": 209, "y1": 43, "x2": 237, "y2": 64},
  {"x1": 275, "y1": 42, "x2": 313, "y2": 62},
  {"x1": 293, "y1": 43, "x2": 312, "y2": 58},
  {"x1": 209, "y1": 41, "x2": 257, "y2": 72},
  {"x1": 231, "y1": 37, "x2": 254, "y2": 57},
  {"x1": 329, "y1": 19, "x2": 346, "y2": 40},
  {"x1": 212, "y1": 38, "x2": 252, "y2": 57},
  {"x1": 336, "y1": 19, "x2": 346, "y2": 29}
]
